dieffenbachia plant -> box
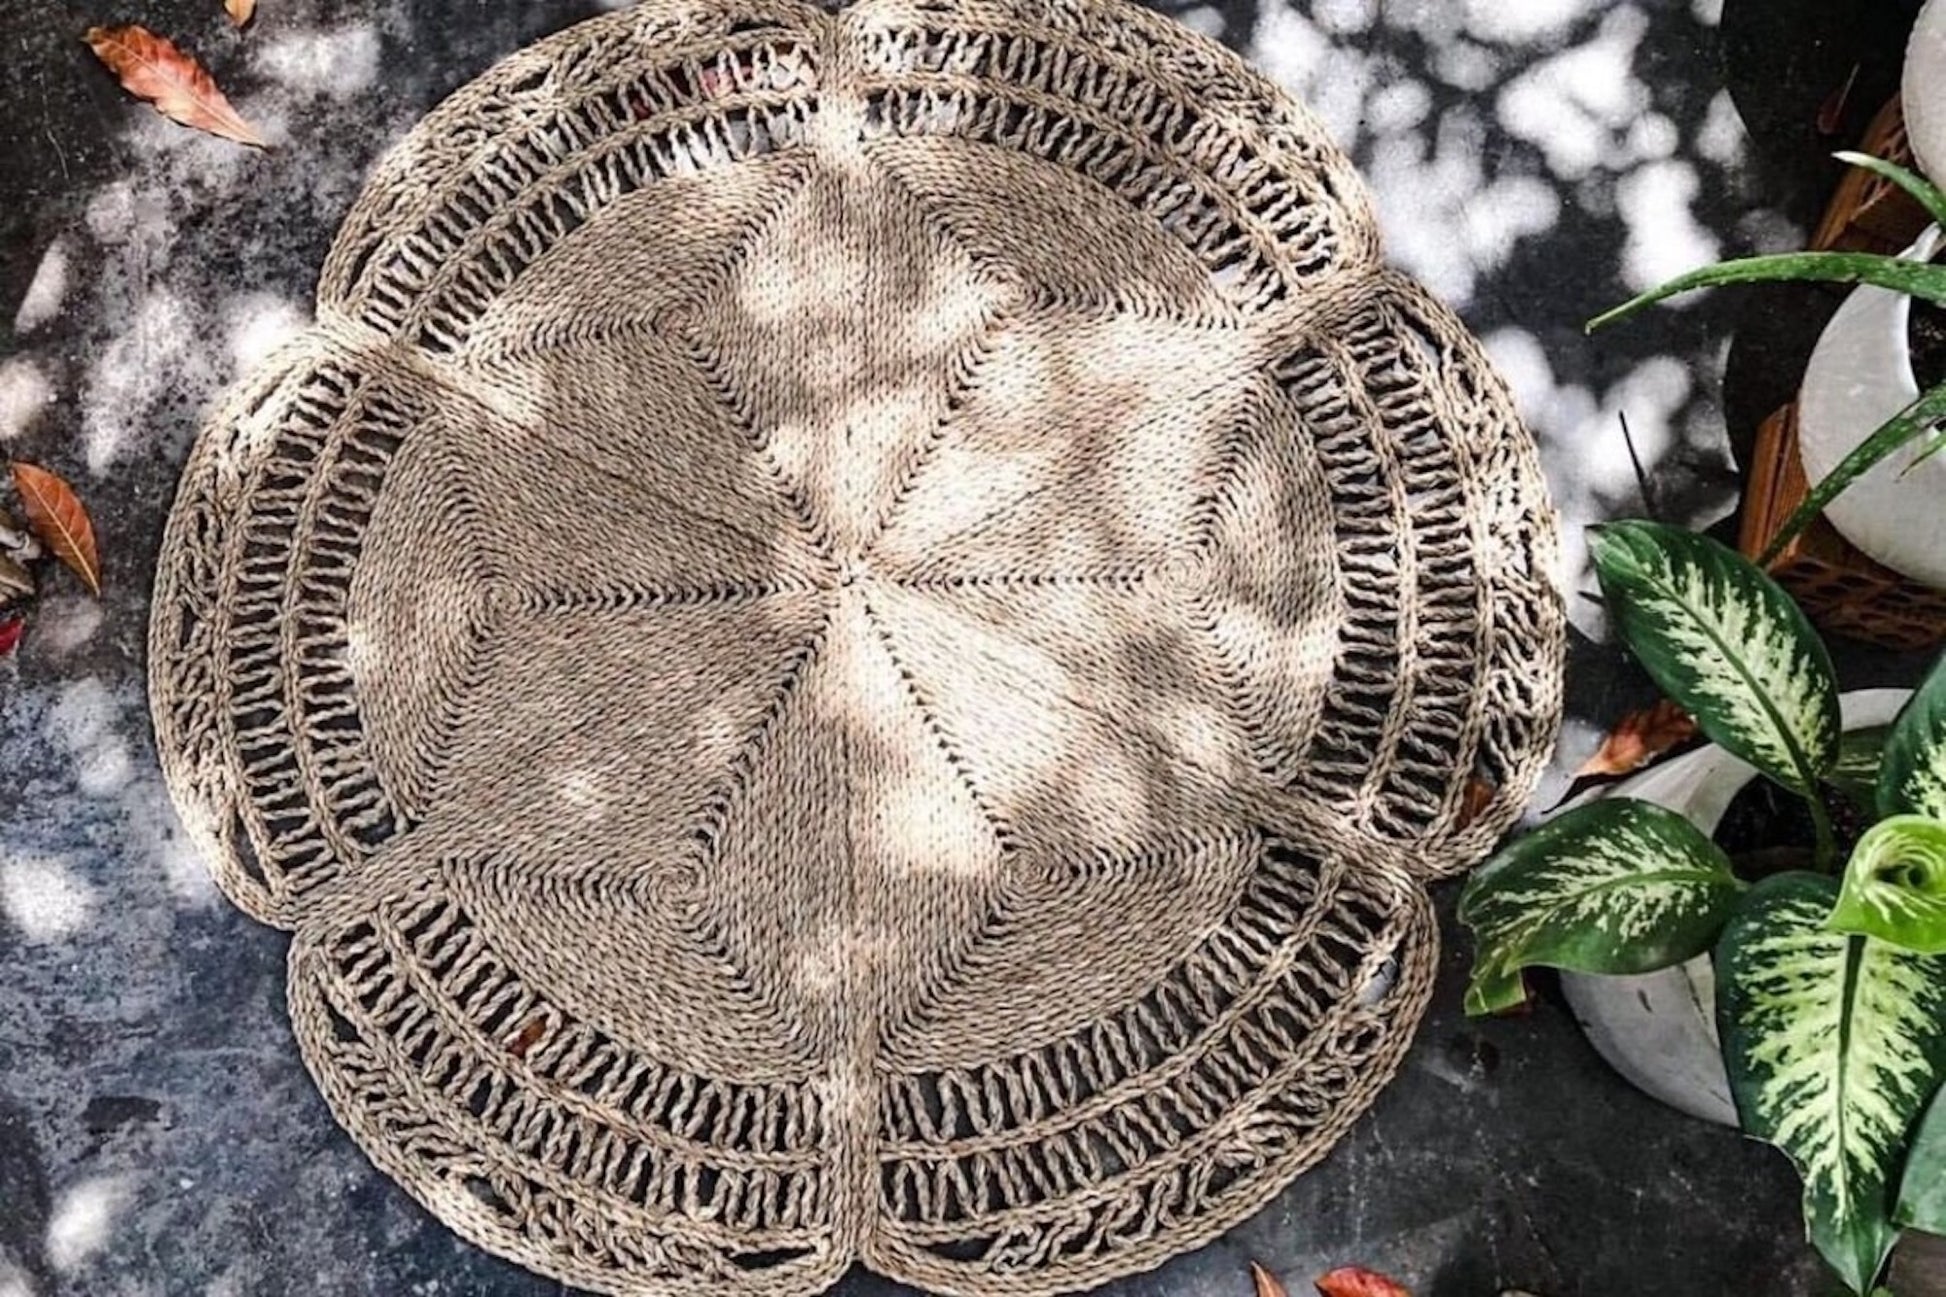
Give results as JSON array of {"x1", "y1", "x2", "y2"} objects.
[
  {"x1": 1460, "y1": 519, "x2": 1946, "y2": 1293},
  {"x1": 1590, "y1": 153, "x2": 1946, "y2": 558}
]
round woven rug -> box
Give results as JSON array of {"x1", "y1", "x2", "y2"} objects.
[{"x1": 150, "y1": 1, "x2": 1564, "y2": 1293}]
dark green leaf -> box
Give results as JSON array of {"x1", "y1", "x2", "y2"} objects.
[
  {"x1": 1829, "y1": 726, "x2": 1891, "y2": 812},
  {"x1": 1897, "y1": 1083, "x2": 1946, "y2": 1233},
  {"x1": 1880, "y1": 653, "x2": 1946, "y2": 820}
]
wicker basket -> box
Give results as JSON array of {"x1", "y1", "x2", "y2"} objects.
[{"x1": 1736, "y1": 96, "x2": 1946, "y2": 651}]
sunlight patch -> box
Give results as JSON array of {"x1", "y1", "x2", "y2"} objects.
[
  {"x1": 227, "y1": 293, "x2": 308, "y2": 371},
  {"x1": 1496, "y1": 6, "x2": 1651, "y2": 179},
  {"x1": 2, "y1": 853, "x2": 97, "y2": 944},
  {"x1": 46, "y1": 1175, "x2": 134, "y2": 1274},
  {"x1": 0, "y1": 358, "x2": 55, "y2": 443},
  {"x1": 254, "y1": 24, "x2": 381, "y2": 100},
  {"x1": 1618, "y1": 160, "x2": 1720, "y2": 295},
  {"x1": 1464, "y1": 0, "x2": 1597, "y2": 45},
  {"x1": 14, "y1": 238, "x2": 71, "y2": 335}
]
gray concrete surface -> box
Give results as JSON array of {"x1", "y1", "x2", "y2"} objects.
[{"x1": 0, "y1": 0, "x2": 1936, "y2": 1294}]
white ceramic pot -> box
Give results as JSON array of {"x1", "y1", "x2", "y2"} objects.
[
  {"x1": 1794, "y1": 226, "x2": 1946, "y2": 590},
  {"x1": 1906, "y1": 0, "x2": 1946, "y2": 186},
  {"x1": 1559, "y1": 689, "x2": 1912, "y2": 1127}
]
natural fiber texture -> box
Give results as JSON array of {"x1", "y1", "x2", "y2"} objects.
[{"x1": 149, "y1": 1, "x2": 1565, "y2": 1293}]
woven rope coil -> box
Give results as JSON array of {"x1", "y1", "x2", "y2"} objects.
[{"x1": 149, "y1": 1, "x2": 1565, "y2": 1292}]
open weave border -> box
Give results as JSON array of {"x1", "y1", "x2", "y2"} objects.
[{"x1": 148, "y1": 1, "x2": 1567, "y2": 1294}]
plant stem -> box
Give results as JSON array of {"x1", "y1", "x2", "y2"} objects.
[{"x1": 1808, "y1": 788, "x2": 1839, "y2": 873}]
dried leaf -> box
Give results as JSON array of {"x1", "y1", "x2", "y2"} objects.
[
  {"x1": 0, "y1": 616, "x2": 22, "y2": 657},
  {"x1": 1315, "y1": 1267, "x2": 1411, "y2": 1297},
  {"x1": 507, "y1": 1015, "x2": 547, "y2": 1059},
  {"x1": 84, "y1": 25, "x2": 268, "y2": 148},
  {"x1": 0, "y1": 553, "x2": 33, "y2": 604},
  {"x1": 1817, "y1": 62, "x2": 1861, "y2": 136},
  {"x1": 1574, "y1": 699, "x2": 1698, "y2": 778},
  {"x1": 225, "y1": 0, "x2": 257, "y2": 27},
  {"x1": 11, "y1": 462, "x2": 101, "y2": 596},
  {"x1": 1250, "y1": 1261, "x2": 1289, "y2": 1297},
  {"x1": 1457, "y1": 775, "x2": 1498, "y2": 829}
]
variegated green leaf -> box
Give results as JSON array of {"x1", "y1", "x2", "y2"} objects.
[
  {"x1": 1717, "y1": 873, "x2": 1946, "y2": 1293},
  {"x1": 1590, "y1": 521, "x2": 1840, "y2": 796},
  {"x1": 1879, "y1": 653, "x2": 1946, "y2": 819},
  {"x1": 1459, "y1": 798, "x2": 1743, "y2": 1017},
  {"x1": 1897, "y1": 1082, "x2": 1946, "y2": 1233},
  {"x1": 1829, "y1": 816, "x2": 1946, "y2": 954},
  {"x1": 1587, "y1": 249, "x2": 1946, "y2": 332},
  {"x1": 1830, "y1": 726, "x2": 1891, "y2": 812},
  {"x1": 1761, "y1": 381, "x2": 1946, "y2": 567},
  {"x1": 1832, "y1": 152, "x2": 1946, "y2": 230}
]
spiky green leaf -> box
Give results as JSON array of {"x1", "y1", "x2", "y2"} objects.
[
  {"x1": 1761, "y1": 381, "x2": 1946, "y2": 566},
  {"x1": 1829, "y1": 816, "x2": 1946, "y2": 954},
  {"x1": 1590, "y1": 521, "x2": 1840, "y2": 795},
  {"x1": 1718, "y1": 873, "x2": 1946, "y2": 1293},
  {"x1": 1897, "y1": 1083, "x2": 1946, "y2": 1233},
  {"x1": 1588, "y1": 250, "x2": 1946, "y2": 333},
  {"x1": 1459, "y1": 798, "x2": 1743, "y2": 1017},
  {"x1": 1829, "y1": 726, "x2": 1891, "y2": 812},
  {"x1": 1880, "y1": 653, "x2": 1946, "y2": 820},
  {"x1": 1833, "y1": 151, "x2": 1946, "y2": 230}
]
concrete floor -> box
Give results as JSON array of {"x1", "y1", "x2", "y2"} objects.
[{"x1": 0, "y1": 0, "x2": 1939, "y2": 1294}]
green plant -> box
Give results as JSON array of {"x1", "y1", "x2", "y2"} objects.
[
  {"x1": 1461, "y1": 519, "x2": 1946, "y2": 1294},
  {"x1": 1589, "y1": 154, "x2": 1946, "y2": 559}
]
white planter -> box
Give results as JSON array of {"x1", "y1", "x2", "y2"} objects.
[
  {"x1": 1795, "y1": 226, "x2": 1946, "y2": 590},
  {"x1": 1559, "y1": 689, "x2": 1912, "y2": 1127},
  {"x1": 1906, "y1": 0, "x2": 1946, "y2": 187}
]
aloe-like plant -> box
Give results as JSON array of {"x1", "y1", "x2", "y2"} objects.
[
  {"x1": 1590, "y1": 153, "x2": 1946, "y2": 559},
  {"x1": 1461, "y1": 519, "x2": 1946, "y2": 1295}
]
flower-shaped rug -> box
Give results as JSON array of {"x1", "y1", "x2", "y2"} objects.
[{"x1": 150, "y1": 1, "x2": 1565, "y2": 1293}]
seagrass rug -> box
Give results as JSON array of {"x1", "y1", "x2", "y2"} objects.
[{"x1": 149, "y1": 0, "x2": 1565, "y2": 1292}]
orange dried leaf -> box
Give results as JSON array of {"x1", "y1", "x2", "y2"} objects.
[
  {"x1": 1457, "y1": 775, "x2": 1498, "y2": 829},
  {"x1": 1575, "y1": 699, "x2": 1698, "y2": 778},
  {"x1": 84, "y1": 25, "x2": 268, "y2": 148},
  {"x1": 1251, "y1": 1261, "x2": 1290, "y2": 1297},
  {"x1": 1316, "y1": 1266, "x2": 1411, "y2": 1297},
  {"x1": 507, "y1": 1016, "x2": 547, "y2": 1059},
  {"x1": 225, "y1": 0, "x2": 257, "y2": 28},
  {"x1": 10, "y1": 463, "x2": 100, "y2": 596}
]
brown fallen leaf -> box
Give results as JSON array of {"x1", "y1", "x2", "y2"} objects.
[
  {"x1": 507, "y1": 1015, "x2": 547, "y2": 1059},
  {"x1": 1456, "y1": 775, "x2": 1498, "y2": 829},
  {"x1": 1315, "y1": 1267, "x2": 1411, "y2": 1297},
  {"x1": 84, "y1": 25, "x2": 268, "y2": 148},
  {"x1": 1250, "y1": 1261, "x2": 1289, "y2": 1297},
  {"x1": 1574, "y1": 698, "x2": 1697, "y2": 779},
  {"x1": 225, "y1": 0, "x2": 257, "y2": 27},
  {"x1": 11, "y1": 463, "x2": 100, "y2": 596},
  {"x1": 1816, "y1": 62, "x2": 1861, "y2": 137}
]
